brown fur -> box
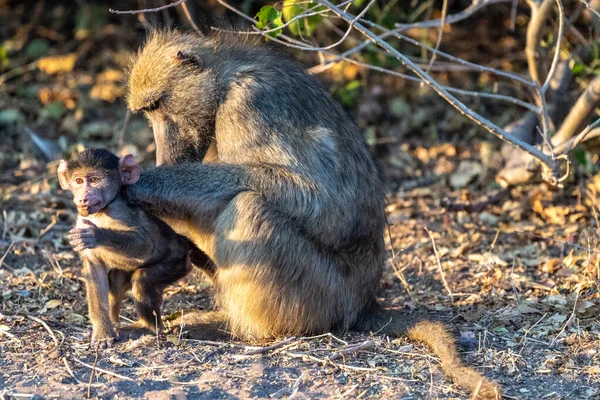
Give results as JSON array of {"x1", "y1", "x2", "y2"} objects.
[
  {"x1": 124, "y1": 30, "x2": 501, "y2": 398},
  {"x1": 59, "y1": 149, "x2": 191, "y2": 347}
]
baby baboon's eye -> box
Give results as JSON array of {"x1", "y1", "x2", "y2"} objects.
[
  {"x1": 90, "y1": 177, "x2": 100, "y2": 184},
  {"x1": 75, "y1": 177, "x2": 84, "y2": 185}
]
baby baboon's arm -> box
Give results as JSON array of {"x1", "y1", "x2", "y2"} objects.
[{"x1": 69, "y1": 216, "x2": 155, "y2": 261}]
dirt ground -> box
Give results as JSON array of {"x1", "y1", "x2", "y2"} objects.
[
  {"x1": 2, "y1": 146, "x2": 600, "y2": 400},
  {"x1": 1, "y1": 1, "x2": 600, "y2": 400}
]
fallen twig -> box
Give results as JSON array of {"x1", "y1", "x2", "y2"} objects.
[
  {"x1": 242, "y1": 336, "x2": 297, "y2": 355},
  {"x1": 72, "y1": 357, "x2": 137, "y2": 382},
  {"x1": 87, "y1": 346, "x2": 100, "y2": 398},
  {"x1": 29, "y1": 315, "x2": 60, "y2": 348},
  {"x1": 328, "y1": 339, "x2": 374, "y2": 361},
  {"x1": 0, "y1": 241, "x2": 15, "y2": 269},
  {"x1": 284, "y1": 351, "x2": 376, "y2": 372},
  {"x1": 62, "y1": 357, "x2": 85, "y2": 385},
  {"x1": 551, "y1": 283, "x2": 582, "y2": 345},
  {"x1": 424, "y1": 227, "x2": 453, "y2": 301},
  {"x1": 440, "y1": 187, "x2": 511, "y2": 213},
  {"x1": 2, "y1": 210, "x2": 7, "y2": 240}
]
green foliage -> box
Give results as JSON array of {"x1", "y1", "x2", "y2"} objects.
[
  {"x1": 17, "y1": 84, "x2": 39, "y2": 100},
  {"x1": 255, "y1": 5, "x2": 284, "y2": 39},
  {"x1": 574, "y1": 149, "x2": 587, "y2": 167},
  {"x1": 571, "y1": 61, "x2": 586, "y2": 76},
  {"x1": 24, "y1": 39, "x2": 50, "y2": 59},
  {"x1": 0, "y1": 43, "x2": 9, "y2": 69},
  {"x1": 282, "y1": 0, "x2": 325, "y2": 37},
  {"x1": 75, "y1": 4, "x2": 108, "y2": 38},
  {"x1": 0, "y1": 109, "x2": 24, "y2": 125},
  {"x1": 40, "y1": 102, "x2": 66, "y2": 121},
  {"x1": 570, "y1": 44, "x2": 600, "y2": 77},
  {"x1": 333, "y1": 79, "x2": 362, "y2": 107}
]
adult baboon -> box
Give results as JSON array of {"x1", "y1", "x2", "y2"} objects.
[{"x1": 125, "y1": 30, "x2": 499, "y2": 398}]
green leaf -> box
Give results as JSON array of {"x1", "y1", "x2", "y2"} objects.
[
  {"x1": 75, "y1": 4, "x2": 108, "y2": 39},
  {"x1": 0, "y1": 109, "x2": 24, "y2": 125},
  {"x1": 345, "y1": 79, "x2": 361, "y2": 91},
  {"x1": 282, "y1": 0, "x2": 325, "y2": 37},
  {"x1": 570, "y1": 61, "x2": 586, "y2": 76},
  {"x1": 40, "y1": 102, "x2": 66, "y2": 121},
  {"x1": 24, "y1": 39, "x2": 50, "y2": 59},
  {"x1": 255, "y1": 5, "x2": 284, "y2": 39},
  {"x1": 492, "y1": 326, "x2": 509, "y2": 334},
  {"x1": 333, "y1": 79, "x2": 362, "y2": 107},
  {"x1": 574, "y1": 149, "x2": 587, "y2": 166},
  {"x1": 0, "y1": 44, "x2": 9, "y2": 69}
]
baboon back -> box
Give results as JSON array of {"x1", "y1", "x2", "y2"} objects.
[{"x1": 128, "y1": 30, "x2": 386, "y2": 339}]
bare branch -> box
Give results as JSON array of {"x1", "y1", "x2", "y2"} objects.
[
  {"x1": 535, "y1": 0, "x2": 565, "y2": 155},
  {"x1": 310, "y1": 56, "x2": 540, "y2": 112},
  {"x1": 318, "y1": 0, "x2": 556, "y2": 172},
  {"x1": 554, "y1": 76, "x2": 600, "y2": 146},
  {"x1": 377, "y1": 26, "x2": 537, "y2": 88},
  {"x1": 253, "y1": 0, "x2": 377, "y2": 51},
  {"x1": 525, "y1": 0, "x2": 556, "y2": 84},
  {"x1": 109, "y1": 0, "x2": 187, "y2": 15},
  {"x1": 180, "y1": 1, "x2": 200, "y2": 33},
  {"x1": 319, "y1": 0, "x2": 534, "y2": 88},
  {"x1": 425, "y1": 0, "x2": 449, "y2": 74},
  {"x1": 579, "y1": 0, "x2": 600, "y2": 20},
  {"x1": 395, "y1": 0, "x2": 512, "y2": 31},
  {"x1": 555, "y1": 117, "x2": 600, "y2": 154},
  {"x1": 540, "y1": 0, "x2": 566, "y2": 95}
]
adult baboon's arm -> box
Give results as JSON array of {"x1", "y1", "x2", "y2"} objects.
[{"x1": 124, "y1": 163, "x2": 319, "y2": 227}]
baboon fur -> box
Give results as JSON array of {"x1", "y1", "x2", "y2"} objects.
[
  {"x1": 60, "y1": 149, "x2": 191, "y2": 347},
  {"x1": 125, "y1": 30, "x2": 500, "y2": 398}
]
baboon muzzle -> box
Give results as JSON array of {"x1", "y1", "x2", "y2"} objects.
[{"x1": 151, "y1": 116, "x2": 178, "y2": 166}]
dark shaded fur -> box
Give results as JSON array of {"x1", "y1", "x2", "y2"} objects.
[{"x1": 125, "y1": 30, "x2": 500, "y2": 398}]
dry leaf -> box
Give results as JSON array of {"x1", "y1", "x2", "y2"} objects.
[
  {"x1": 97, "y1": 69, "x2": 125, "y2": 82},
  {"x1": 90, "y1": 82, "x2": 124, "y2": 102},
  {"x1": 450, "y1": 160, "x2": 482, "y2": 189},
  {"x1": 516, "y1": 303, "x2": 541, "y2": 314},
  {"x1": 38, "y1": 53, "x2": 77, "y2": 74},
  {"x1": 45, "y1": 299, "x2": 62, "y2": 309}
]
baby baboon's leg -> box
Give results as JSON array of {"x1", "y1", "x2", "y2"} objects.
[
  {"x1": 108, "y1": 269, "x2": 132, "y2": 325},
  {"x1": 128, "y1": 257, "x2": 192, "y2": 332},
  {"x1": 82, "y1": 256, "x2": 115, "y2": 348},
  {"x1": 189, "y1": 245, "x2": 216, "y2": 279}
]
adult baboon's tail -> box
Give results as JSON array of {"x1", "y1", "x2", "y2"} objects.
[{"x1": 356, "y1": 307, "x2": 501, "y2": 399}]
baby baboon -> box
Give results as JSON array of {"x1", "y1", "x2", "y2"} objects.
[
  {"x1": 59, "y1": 149, "x2": 191, "y2": 347},
  {"x1": 125, "y1": 30, "x2": 500, "y2": 398}
]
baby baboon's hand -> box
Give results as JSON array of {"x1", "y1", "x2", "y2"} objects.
[{"x1": 68, "y1": 220, "x2": 101, "y2": 252}]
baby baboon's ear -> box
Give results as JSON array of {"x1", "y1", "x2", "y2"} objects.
[
  {"x1": 175, "y1": 51, "x2": 204, "y2": 71},
  {"x1": 57, "y1": 160, "x2": 70, "y2": 190},
  {"x1": 119, "y1": 154, "x2": 141, "y2": 186}
]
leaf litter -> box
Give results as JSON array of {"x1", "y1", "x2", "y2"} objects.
[{"x1": 0, "y1": 3, "x2": 599, "y2": 400}]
